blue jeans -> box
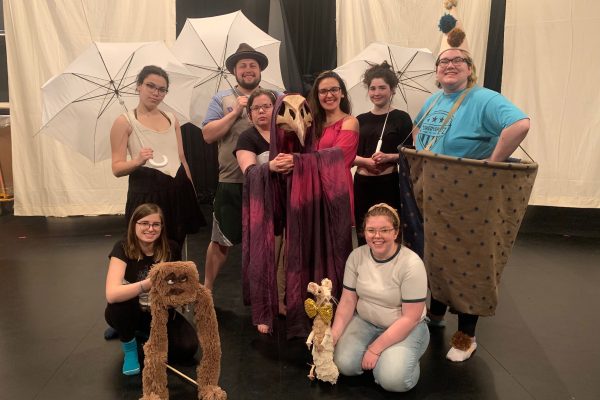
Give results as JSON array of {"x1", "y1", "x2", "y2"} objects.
[{"x1": 334, "y1": 314, "x2": 430, "y2": 392}]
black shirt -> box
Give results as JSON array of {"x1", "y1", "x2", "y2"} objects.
[
  {"x1": 356, "y1": 109, "x2": 413, "y2": 157},
  {"x1": 234, "y1": 126, "x2": 270, "y2": 157},
  {"x1": 109, "y1": 239, "x2": 181, "y2": 284}
]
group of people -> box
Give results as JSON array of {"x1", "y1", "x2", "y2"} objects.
[{"x1": 102, "y1": 12, "x2": 530, "y2": 390}]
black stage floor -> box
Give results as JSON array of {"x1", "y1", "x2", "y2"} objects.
[{"x1": 1, "y1": 206, "x2": 598, "y2": 399}]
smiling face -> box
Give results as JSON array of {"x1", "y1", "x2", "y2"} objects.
[
  {"x1": 368, "y1": 77, "x2": 394, "y2": 109},
  {"x1": 248, "y1": 94, "x2": 274, "y2": 130},
  {"x1": 234, "y1": 58, "x2": 261, "y2": 90},
  {"x1": 138, "y1": 73, "x2": 168, "y2": 108},
  {"x1": 364, "y1": 215, "x2": 399, "y2": 260},
  {"x1": 135, "y1": 212, "x2": 163, "y2": 246},
  {"x1": 436, "y1": 49, "x2": 472, "y2": 93},
  {"x1": 317, "y1": 77, "x2": 344, "y2": 113}
]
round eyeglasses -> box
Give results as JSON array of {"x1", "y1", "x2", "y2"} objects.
[
  {"x1": 437, "y1": 57, "x2": 468, "y2": 67},
  {"x1": 137, "y1": 221, "x2": 162, "y2": 229},
  {"x1": 364, "y1": 227, "x2": 396, "y2": 236},
  {"x1": 250, "y1": 104, "x2": 273, "y2": 112},
  {"x1": 317, "y1": 86, "x2": 341, "y2": 96}
]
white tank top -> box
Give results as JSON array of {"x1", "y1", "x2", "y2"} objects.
[{"x1": 126, "y1": 110, "x2": 181, "y2": 178}]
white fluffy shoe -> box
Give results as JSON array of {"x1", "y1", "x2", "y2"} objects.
[{"x1": 446, "y1": 331, "x2": 477, "y2": 362}]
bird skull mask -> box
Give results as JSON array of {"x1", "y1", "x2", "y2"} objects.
[{"x1": 276, "y1": 94, "x2": 312, "y2": 147}]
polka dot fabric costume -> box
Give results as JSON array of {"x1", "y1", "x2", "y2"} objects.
[{"x1": 401, "y1": 148, "x2": 537, "y2": 316}]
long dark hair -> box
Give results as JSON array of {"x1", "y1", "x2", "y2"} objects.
[
  {"x1": 308, "y1": 70, "x2": 351, "y2": 139},
  {"x1": 125, "y1": 203, "x2": 170, "y2": 262}
]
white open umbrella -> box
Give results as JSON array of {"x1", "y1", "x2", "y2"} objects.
[
  {"x1": 171, "y1": 10, "x2": 286, "y2": 127},
  {"x1": 39, "y1": 41, "x2": 196, "y2": 163},
  {"x1": 334, "y1": 42, "x2": 437, "y2": 119}
]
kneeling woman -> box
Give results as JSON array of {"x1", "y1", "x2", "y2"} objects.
[
  {"x1": 104, "y1": 203, "x2": 197, "y2": 375},
  {"x1": 331, "y1": 203, "x2": 429, "y2": 392}
]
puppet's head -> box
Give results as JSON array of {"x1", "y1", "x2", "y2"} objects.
[
  {"x1": 142, "y1": 261, "x2": 227, "y2": 400},
  {"x1": 271, "y1": 94, "x2": 314, "y2": 154},
  {"x1": 147, "y1": 261, "x2": 200, "y2": 307},
  {"x1": 276, "y1": 94, "x2": 313, "y2": 147},
  {"x1": 305, "y1": 278, "x2": 334, "y2": 324},
  {"x1": 307, "y1": 278, "x2": 333, "y2": 304}
]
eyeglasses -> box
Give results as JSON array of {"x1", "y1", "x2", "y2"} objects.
[
  {"x1": 137, "y1": 221, "x2": 163, "y2": 229},
  {"x1": 364, "y1": 227, "x2": 396, "y2": 236},
  {"x1": 317, "y1": 86, "x2": 341, "y2": 96},
  {"x1": 437, "y1": 57, "x2": 468, "y2": 67},
  {"x1": 250, "y1": 103, "x2": 273, "y2": 112},
  {"x1": 144, "y1": 82, "x2": 168, "y2": 95}
]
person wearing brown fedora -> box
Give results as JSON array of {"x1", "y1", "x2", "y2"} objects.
[{"x1": 201, "y1": 43, "x2": 271, "y2": 292}]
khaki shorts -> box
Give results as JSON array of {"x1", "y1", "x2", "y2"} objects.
[{"x1": 211, "y1": 182, "x2": 242, "y2": 246}]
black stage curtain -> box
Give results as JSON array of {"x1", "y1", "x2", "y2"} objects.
[
  {"x1": 484, "y1": 0, "x2": 506, "y2": 92},
  {"x1": 282, "y1": 0, "x2": 337, "y2": 96}
]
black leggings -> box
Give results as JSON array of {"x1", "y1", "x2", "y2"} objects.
[
  {"x1": 105, "y1": 298, "x2": 198, "y2": 361},
  {"x1": 430, "y1": 297, "x2": 479, "y2": 337}
]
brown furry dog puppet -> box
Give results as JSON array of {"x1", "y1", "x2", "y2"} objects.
[
  {"x1": 140, "y1": 261, "x2": 227, "y2": 400},
  {"x1": 304, "y1": 278, "x2": 339, "y2": 384}
]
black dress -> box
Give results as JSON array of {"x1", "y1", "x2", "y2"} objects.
[{"x1": 354, "y1": 110, "x2": 412, "y2": 244}]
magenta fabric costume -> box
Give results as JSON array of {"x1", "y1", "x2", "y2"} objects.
[
  {"x1": 315, "y1": 117, "x2": 358, "y2": 221},
  {"x1": 242, "y1": 95, "x2": 353, "y2": 338}
]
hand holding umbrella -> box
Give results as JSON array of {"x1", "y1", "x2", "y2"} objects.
[{"x1": 118, "y1": 97, "x2": 168, "y2": 168}]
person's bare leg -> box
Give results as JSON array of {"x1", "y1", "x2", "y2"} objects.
[
  {"x1": 203, "y1": 241, "x2": 229, "y2": 291},
  {"x1": 257, "y1": 324, "x2": 270, "y2": 334}
]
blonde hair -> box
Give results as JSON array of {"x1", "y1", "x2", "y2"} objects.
[
  {"x1": 363, "y1": 203, "x2": 402, "y2": 242},
  {"x1": 435, "y1": 49, "x2": 478, "y2": 89}
]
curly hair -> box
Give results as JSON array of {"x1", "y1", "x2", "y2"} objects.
[{"x1": 362, "y1": 61, "x2": 399, "y2": 90}]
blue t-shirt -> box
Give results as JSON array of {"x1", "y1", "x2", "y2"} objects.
[{"x1": 414, "y1": 86, "x2": 528, "y2": 159}]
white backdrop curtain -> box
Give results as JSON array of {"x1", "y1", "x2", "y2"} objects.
[
  {"x1": 4, "y1": 0, "x2": 176, "y2": 216},
  {"x1": 336, "y1": 0, "x2": 491, "y2": 83},
  {"x1": 503, "y1": 0, "x2": 600, "y2": 207}
]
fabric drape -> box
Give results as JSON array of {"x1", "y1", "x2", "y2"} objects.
[
  {"x1": 335, "y1": 0, "x2": 490, "y2": 89},
  {"x1": 502, "y1": 0, "x2": 600, "y2": 207}
]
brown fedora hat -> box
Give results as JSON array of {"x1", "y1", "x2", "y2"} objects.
[{"x1": 225, "y1": 43, "x2": 268, "y2": 73}]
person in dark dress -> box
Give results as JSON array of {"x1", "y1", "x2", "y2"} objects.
[
  {"x1": 353, "y1": 62, "x2": 413, "y2": 244},
  {"x1": 110, "y1": 65, "x2": 203, "y2": 247}
]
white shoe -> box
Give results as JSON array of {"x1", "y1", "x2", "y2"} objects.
[{"x1": 446, "y1": 340, "x2": 477, "y2": 362}]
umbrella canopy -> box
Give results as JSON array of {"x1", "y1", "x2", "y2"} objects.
[
  {"x1": 39, "y1": 41, "x2": 196, "y2": 163},
  {"x1": 171, "y1": 11, "x2": 286, "y2": 127},
  {"x1": 334, "y1": 42, "x2": 437, "y2": 119}
]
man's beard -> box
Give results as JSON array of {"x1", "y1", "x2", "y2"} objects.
[{"x1": 236, "y1": 75, "x2": 261, "y2": 91}]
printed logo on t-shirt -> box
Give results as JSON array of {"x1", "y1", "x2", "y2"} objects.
[{"x1": 416, "y1": 110, "x2": 452, "y2": 150}]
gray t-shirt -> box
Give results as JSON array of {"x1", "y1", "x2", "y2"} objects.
[
  {"x1": 343, "y1": 245, "x2": 427, "y2": 328},
  {"x1": 202, "y1": 89, "x2": 251, "y2": 183}
]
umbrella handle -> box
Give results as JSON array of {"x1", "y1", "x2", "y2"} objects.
[
  {"x1": 148, "y1": 155, "x2": 168, "y2": 168},
  {"x1": 118, "y1": 100, "x2": 170, "y2": 168}
]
